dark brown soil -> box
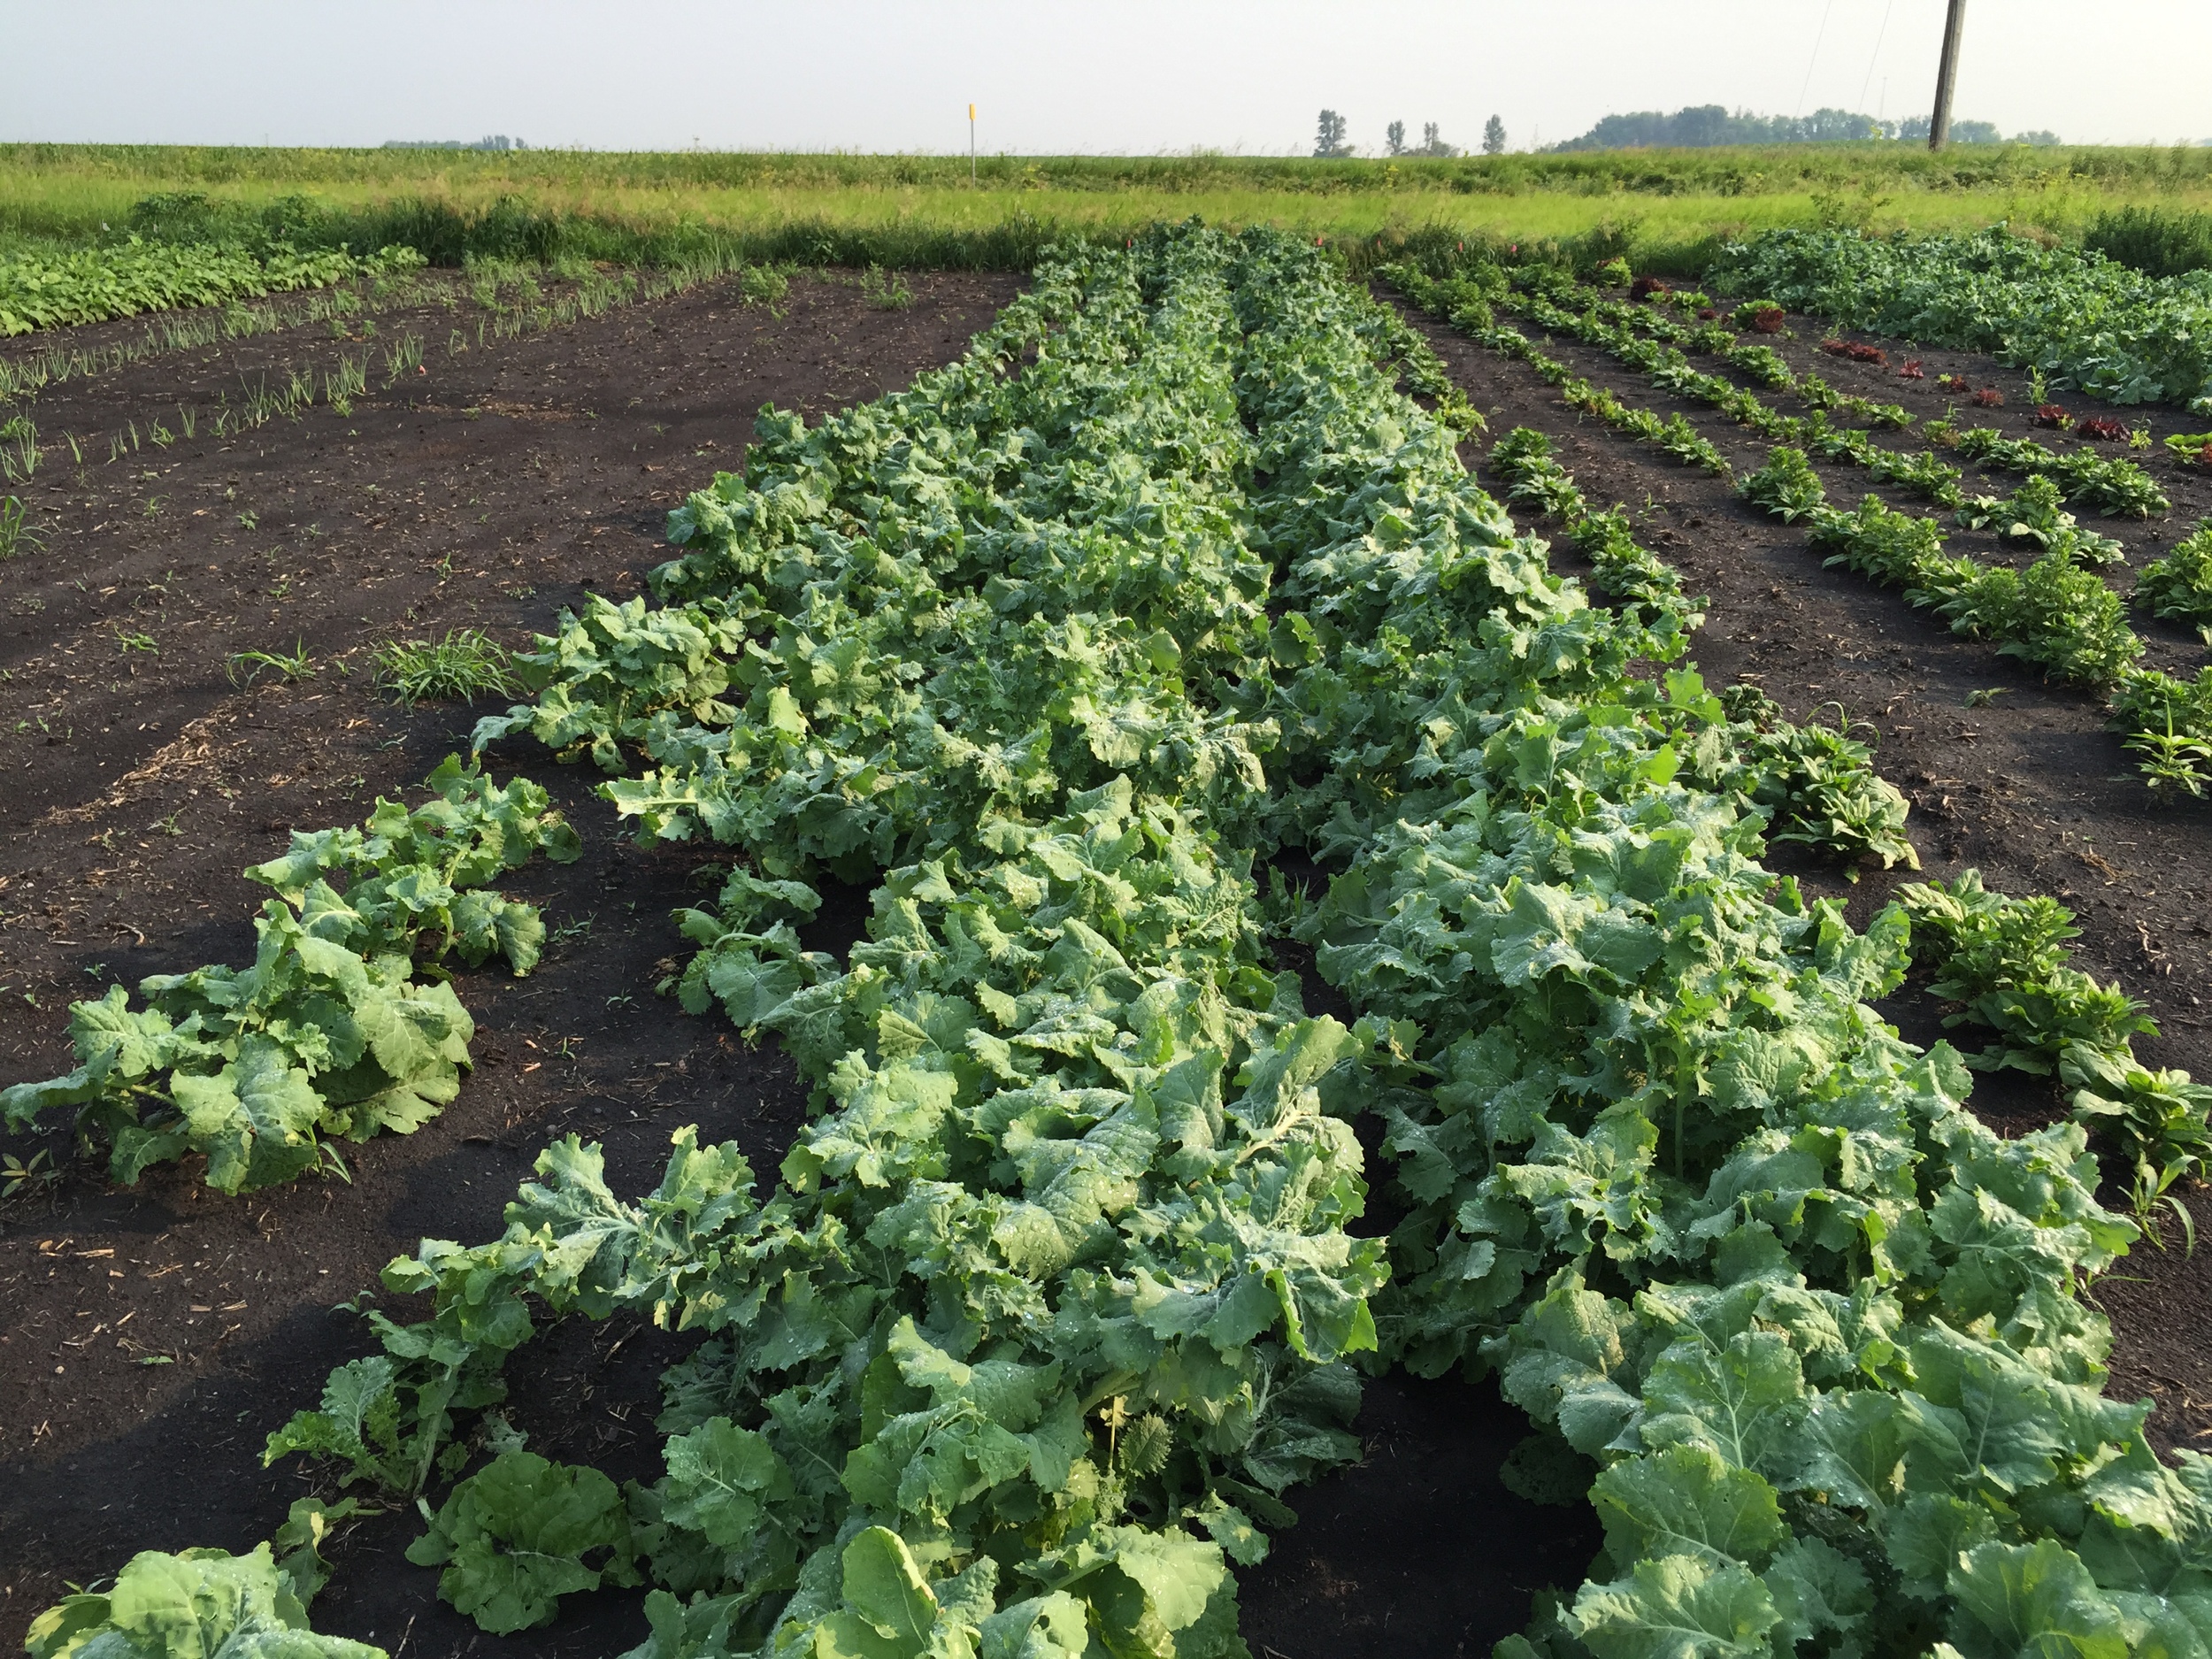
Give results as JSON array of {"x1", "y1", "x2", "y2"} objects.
[{"x1": 1386, "y1": 281, "x2": 2212, "y2": 1462}]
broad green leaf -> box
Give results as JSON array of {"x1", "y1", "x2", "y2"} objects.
[
  {"x1": 406, "y1": 1450, "x2": 633, "y2": 1634},
  {"x1": 841, "y1": 1527, "x2": 939, "y2": 1655},
  {"x1": 1946, "y1": 1539, "x2": 2130, "y2": 1659},
  {"x1": 25, "y1": 1541, "x2": 386, "y2": 1659},
  {"x1": 977, "y1": 1593, "x2": 1088, "y2": 1659},
  {"x1": 1569, "y1": 1551, "x2": 1779, "y2": 1659},
  {"x1": 1761, "y1": 1536, "x2": 1871, "y2": 1647},
  {"x1": 659, "y1": 1417, "x2": 790, "y2": 1548},
  {"x1": 1638, "y1": 1331, "x2": 1809, "y2": 1485},
  {"x1": 1591, "y1": 1446, "x2": 1787, "y2": 1571}
]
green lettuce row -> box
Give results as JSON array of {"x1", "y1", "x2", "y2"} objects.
[
  {"x1": 1899, "y1": 871, "x2": 2212, "y2": 1213},
  {"x1": 1391, "y1": 280, "x2": 1740, "y2": 488},
  {"x1": 2109, "y1": 666, "x2": 2212, "y2": 797},
  {"x1": 1240, "y1": 243, "x2": 2205, "y2": 1659},
  {"x1": 0, "y1": 757, "x2": 577, "y2": 1193},
  {"x1": 1486, "y1": 426, "x2": 1916, "y2": 877},
  {"x1": 307, "y1": 224, "x2": 1673, "y2": 1654},
  {"x1": 1950, "y1": 427, "x2": 2168, "y2": 522},
  {"x1": 0, "y1": 237, "x2": 426, "y2": 337},
  {"x1": 1736, "y1": 450, "x2": 2212, "y2": 801},
  {"x1": 1954, "y1": 474, "x2": 2126, "y2": 567},
  {"x1": 1710, "y1": 224, "x2": 2212, "y2": 408},
  {"x1": 1487, "y1": 426, "x2": 1699, "y2": 623},
  {"x1": 1479, "y1": 265, "x2": 2169, "y2": 523},
  {"x1": 1505, "y1": 282, "x2": 1950, "y2": 501},
  {"x1": 1743, "y1": 456, "x2": 2147, "y2": 693},
  {"x1": 2136, "y1": 519, "x2": 2212, "y2": 627},
  {"x1": 1357, "y1": 290, "x2": 1487, "y2": 438},
  {"x1": 1479, "y1": 316, "x2": 1735, "y2": 479}
]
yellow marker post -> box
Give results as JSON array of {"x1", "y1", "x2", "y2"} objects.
[{"x1": 969, "y1": 104, "x2": 977, "y2": 183}]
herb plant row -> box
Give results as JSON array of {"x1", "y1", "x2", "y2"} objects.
[{"x1": 1391, "y1": 261, "x2": 2212, "y2": 801}]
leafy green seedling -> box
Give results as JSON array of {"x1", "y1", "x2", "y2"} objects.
[
  {"x1": 2, "y1": 1148, "x2": 59, "y2": 1200},
  {"x1": 0, "y1": 495, "x2": 42, "y2": 560},
  {"x1": 229, "y1": 640, "x2": 316, "y2": 687}
]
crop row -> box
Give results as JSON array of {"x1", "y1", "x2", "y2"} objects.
[
  {"x1": 0, "y1": 272, "x2": 425, "y2": 404},
  {"x1": 1711, "y1": 226, "x2": 2212, "y2": 410},
  {"x1": 1490, "y1": 426, "x2": 2212, "y2": 1219},
  {"x1": 1488, "y1": 426, "x2": 1917, "y2": 873},
  {"x1": 1, "y1": 759, "x2": 577, "y2": 1193},
  {"x1": 1388, "y1": 261, "x2": 2212, "y2": 799},
  {"x1": 18, "y1": 227, "x2": 2205, "y2": 1659},
  {"x1": 1737, "y1": 450, "x2": 2212, "y2": 798},
  {"x1": 1504, "y1": 269, "x2": 2170, "y2": 518},
  {"x1": 0, "y1": 237, "x2": 427, "y2": 337}
]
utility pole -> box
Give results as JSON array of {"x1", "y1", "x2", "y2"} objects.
[
  {"x1": 1929, "y1": 0, "x2": 1967, "y2": 150},
  {"x1": 969, "y1": 104, "x2": 977, "y2": 183}
]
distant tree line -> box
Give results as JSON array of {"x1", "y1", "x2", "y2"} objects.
[
  {"x1": 1309, "y1": 102, "x2": 2062, "y2": 159},
  {"x1": 1317, "y1": 111, "x2": 1509, "y2": 158},
  {"x1": 382, "y1": 134, "x2": 529, "y2": 151},
  {"x1": 1548, "y1": 104, "x2": 2057, "y2": 151},
  {"x1": 1384, "y1": 119, "x2": 1459, "y2": 158}
]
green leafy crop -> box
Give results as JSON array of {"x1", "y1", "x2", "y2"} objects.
[
  {"x1": 1738, "y1": 447, "x2": 1828, "y2": 522},
  {"x1": 1697, "y1": 688, "x2": 1920, "y2": 875},
  {"x1": 0, "y1": 237, "x2": 425, "y2": 337},
  {"x1": 1714, "y1": 225, "x2": 2212, "y2": 408},
  {"x1": 222, "y1": 227, "x2": 2203, "y2": 1659},
  {"x1": 2136, "y1": 519, "x2": 2212, "y2": 626},
  {"x1": 26, "y1": 1532, "x2": 381, "y2": 1659},
  {"x1": 1955, "y1": 474, "x2": 2126, "y2": 566},
  {"x1": 1899, "y1": 871, "x2": 2210, "y2": 1211},
  {"x1": 1900, "y1": 871, "x2": 2154, "y2": 1071},
  {"x1": 1490, "y1": 427, "x2": 1913, "y2": 875},
  {"x1": 407, "y1": 1450, "x2": 640, "y2": 1632},
  {"x1": 0, "y1": 757, "x2": 576, "y2": 1191}
]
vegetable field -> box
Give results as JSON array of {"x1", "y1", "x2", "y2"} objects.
[
  {"x1": 4, "y1": 220, "x2": 2212, "y2": 1659},
  {"x1": 0, "y1": 239, "x2": 426, "y2": 337}
]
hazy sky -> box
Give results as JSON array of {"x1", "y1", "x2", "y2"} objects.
[{"x1": 5, "y1": 1, "x2": 2207, "y2": 154}]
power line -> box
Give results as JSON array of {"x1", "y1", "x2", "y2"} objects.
[
  {"x1": 1858, "y1": 0, "x2": 1895, "y2": 119},
  {"x1": 1795, "y1": 0, "x2": 1835, "y2": 119}
]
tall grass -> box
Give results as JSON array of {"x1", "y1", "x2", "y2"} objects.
[
  {"x1": 11, "y1": 140, "x2": 2212, "y2": 203},
  {"x1": 2086, "y1": 205, "x2": 2212, "y2": 277},
  {"x1": 5, "y1": 142, "x2": 2212, "y2": 279}
]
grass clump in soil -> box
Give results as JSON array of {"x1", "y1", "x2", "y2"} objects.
[{"x1": 373, "y1": 628, "x2": 517, "y2": 705}]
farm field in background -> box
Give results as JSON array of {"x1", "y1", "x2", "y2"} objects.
[
  {"x1": 9, "y1": 141, "x2": 2212, "y2": 269},
  {"x1": 4, "y1": 194, "x2": 2212, "y2": 1659}
]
